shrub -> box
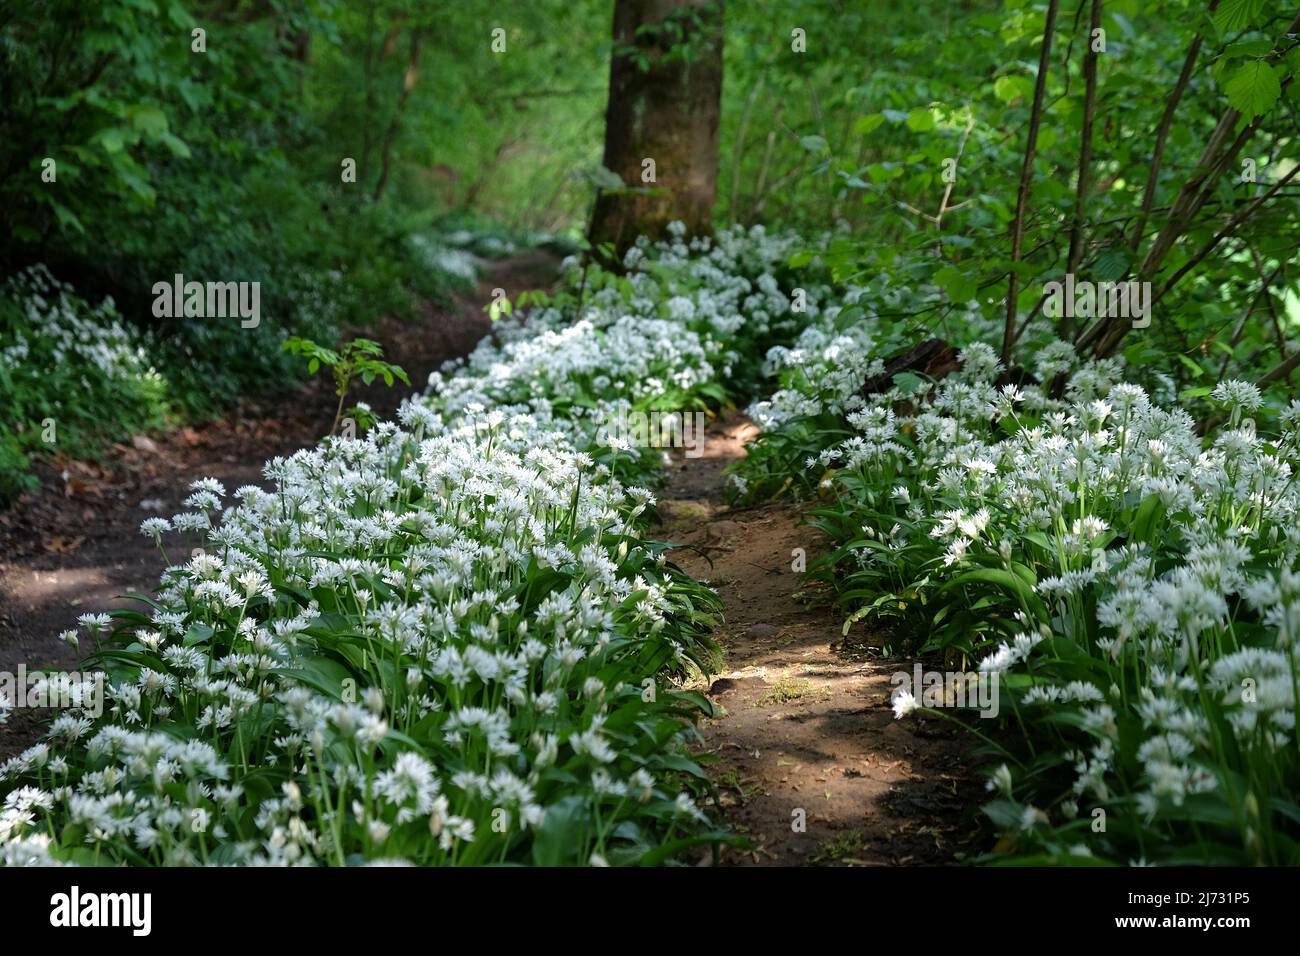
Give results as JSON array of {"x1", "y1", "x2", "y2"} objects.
[{"x1": 0, "y1": 266, "x2": 170, "y2": 502}]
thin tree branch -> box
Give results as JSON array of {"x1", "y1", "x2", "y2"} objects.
[
  {"x1": 1062, "y1": 0, "x2": 1103, "y2": 339},
  {"x1": 1152, "y1": 163, "x2": 1300, "y2": 304},
  {"x1": 1126, "y1": 0, "x2": 1218, "y2": 252},
  {"x1": 1002, "y1": 0, "x2": 1061, "y2": 366},
  {"x1": 373, "y1": 28, "x2": 425, "y2": 202}
]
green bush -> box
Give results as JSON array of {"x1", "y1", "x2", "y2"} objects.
[{"x1": 0, "y1": 267, "x2": 171, "y2": 501}]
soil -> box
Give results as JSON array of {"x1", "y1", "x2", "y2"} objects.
[
  {"x1": 657, "y1": 412, "x2": 985, "y2": 866},
  {"x1": 0, "y1": 251, "x2": 558, "y2": 760}
]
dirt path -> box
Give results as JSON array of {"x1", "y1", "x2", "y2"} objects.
[
  {"x1": 0, "y1": 252, "x2": 558, "y2": 759},
  {"x1": 657, "y1": 412, "x2": 982, "y2": 866}
]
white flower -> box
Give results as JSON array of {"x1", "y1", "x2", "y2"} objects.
[
  {"x1": 891, "y1": 688, "x2": 919, "y2": 720},
  {"x1": 985, "y1": 764, "x2": 1013, "y2": 797}
]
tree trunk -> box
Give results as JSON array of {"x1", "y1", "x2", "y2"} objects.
[
  {"x1": 373, "y1": 28, "x2": 425, "y2": 202},
  {"x1": 588, "y1": 0, "x2": 724, "y2": 255}
]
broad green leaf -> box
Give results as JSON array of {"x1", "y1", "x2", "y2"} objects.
[
  {"x1": 128, "y1": 105, "x2": 169, "y2": 137},
  {"x1": 854, "y1": 113, "x2": 886, "y2": 135},
  {"x1": 95, "y1": 127, "x2": 128, "y2": 154},
  {"x1": 160, "y1": 132, "x2": 191, "y2": 158},
  {"x1": 1213, "y1": 0, "x2": 1265, "y2": 35},
  {"x1": 994, "y1": 75, "x2": 1031, "y2": 103},
  {"x1": 906, "y1": 107, "x2": 935, "y2": 132},
  {"x1": 1092, "y1": 249, "x2": 1130, "y2": 282},
  {"x1": 1222, "y1": 39, "x2": 1274, "y2": 59},
  {"x1": 934, "y1": 265, "x2": 976, "y2": 303},
  {"x1": 1224, "y1": 61, "x2": 1281, "y2": 118}
]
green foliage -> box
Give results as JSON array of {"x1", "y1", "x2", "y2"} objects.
[
  {"x1": 5, "y1": 0, "x2": 1300, "y2": 871},
  {"x1": 283, "y1": 335, "x2": 410, "y2": 435},
  {"x1": 0, "y1": 229, "x2": 777, "y2": 867},
  {"x1": 0, "y1": 434, "x2": 38, "y2": 505},
  {"x1": 0, "y1": 267, "x2": 171, "y2": 502},
  {"x1": 720, "y1": 0, "x2": 1299, "y2": 394},
  {"x1": 0, "y1": 0, "x2": 511, "y2": 487},
  {"x1": 0, "y1": 4, "x2": 488, "y2": 322}
]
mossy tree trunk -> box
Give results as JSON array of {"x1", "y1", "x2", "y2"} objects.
[{"x1": 588, "y1": 0, "x2": 723, "y2": 256}]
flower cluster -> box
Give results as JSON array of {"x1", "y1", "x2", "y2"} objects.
[
  {"x1": 0, "y1": 225, "x2": 834, "y2": 866},
  {"x1": 0, "y1": 266, "x2": 169, "y2": 460},
  {"x1": 1, "y1": 266, "x2": 157, "y2": 384},
  {"x1": 742, "y1": 326, "x2": 1300, "y2": 863},
  {"x1": 427, "y1": 223, "x2": 825, "y2": 485}
]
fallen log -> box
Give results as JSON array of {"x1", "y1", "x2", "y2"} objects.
[{"x1": 860, "y1": 338, "x2": 961, "y2": 396}]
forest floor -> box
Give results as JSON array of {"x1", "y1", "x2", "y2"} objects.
[
  {"x1": 1, "y1": 253, "x2": 983, "y2": 865},
  {"x1": 658, "y1": 414, "x2": 984, "y2": 866},
  {"x1": 0, "y1": 251, "x2": 557, "y2": 760}
]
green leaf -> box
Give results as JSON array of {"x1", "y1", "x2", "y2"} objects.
[
  {"x1": 1130, "y1": 493, "x2": 1167, "y2": 545},
  {"x1": 934, "y1": 265, "x2": 976, "y2": 303},
  {"x1": 530, "y1": 794, "x2": 586, "y2": 866},
  {"x1": 95, "y1": 127, "x2": 128, "y2": 154},
  {"x1": 906, "y1": 107, "x2": 935, "y2": 132},
  {"x1": 854, "y1": 113, "x2": 886, "y2": 136},
  {"x1": 1092, "y1": 249, "x2": 1130, "y2": 282},
  {"x1": 1213, "y1": 0, "x2": 1265, "y2": 35},
  {"x1": 128, "y1": 105, "x2": 169, "y2": 138},
  {"x1": 270, "y1": 657, "x2": 355, "y2": 701},
  {"x1": 159, "y1": 132, "x2": 191, "y2": 158},
  {"x1": 942, "y1": 568, "x2": 1049, "y2": 623},
  {"x1": 50, "y1": 201, "x2": 85, "y2": 235},
  {"x1": 1222, "y1": 39, "x2": 1274, "y2": 59},
  {"x1": 1224, "y1": 61, "x2": 1281, "y2": 118},
  {"x1": 994, "y1": 75, "x2": 1031, "y2": 104},
  {"x1": 799, "y1": 134, "x2": 829, "y2": 154},
  {"x1": 638, "y1": 833, "x2": 739, "y2": 866},
  {"x1": 588, "y1": 165, "x2": 625, "y2": 190},
  {"x1": 182, "y1": 623, "x2": 215, "y2": 647}
]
